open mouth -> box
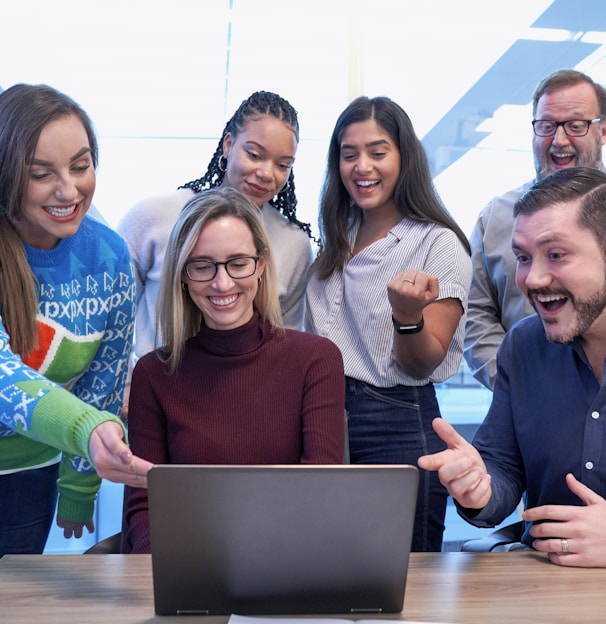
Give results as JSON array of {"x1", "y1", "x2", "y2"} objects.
[
  {"x1": 356, "y1": 180, "x2": 380, "y2": 191},
  {"x1": 535, "y1": 293, "x2": 568, "y2": 313},
  {"x1": 550, "y1": 153, "x2": 575, "y2": 167},
  {"x1": 209, "y1": 294, "x2": 239, "y2": 307},
  {"x1": 44, "y1": 204, "x2": 78, "y2": 218}
]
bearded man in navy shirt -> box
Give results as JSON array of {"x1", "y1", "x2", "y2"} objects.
[{"x1": 420, "y1": 166, "x2": 606, "y2": 568}]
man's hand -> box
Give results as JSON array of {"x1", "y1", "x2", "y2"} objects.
[
  {"x1": 88, "y1": 421, "x2": 153, "y2": 488},
  {"x1": 418, "y1": 418, "x2": 492, "y2": 510},
  {"x1": 524, "y1": 473, "x2": 606, "y2": 567}
]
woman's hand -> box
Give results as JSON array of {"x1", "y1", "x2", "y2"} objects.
[
  {"x1": 88, "y1": 421, "x2": 153, "y2": 488},
  {"x1": 56, "y1": 516, "x2": 95, "y2": 539}
]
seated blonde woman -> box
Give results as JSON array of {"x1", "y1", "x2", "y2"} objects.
[{"x1": 124, "y1": 188, "x2": 345, "y2": 553}]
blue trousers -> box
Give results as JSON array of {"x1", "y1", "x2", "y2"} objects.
[
  {"x1": 0, "y1": 463, "x2": 59, "y2": 556},
  {"x1": 345, "y1": 378, "x2": 447, "y2": 552}
]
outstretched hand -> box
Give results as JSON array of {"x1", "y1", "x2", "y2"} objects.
[
  {"x1": 418, "y1": 418, "x2": 492, "y2": 510},
  {"x1": 88, "y1": 421, "x2": 153, "y2": 488}
]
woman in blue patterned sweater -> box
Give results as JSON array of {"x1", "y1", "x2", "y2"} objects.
[{"x1": 0, "y1": 83, "x2": 152, "y2": 556}]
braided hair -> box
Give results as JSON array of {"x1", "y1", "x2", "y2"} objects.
[{"x1": 179, "y1": 91, "x2": 312, "y2": 238}]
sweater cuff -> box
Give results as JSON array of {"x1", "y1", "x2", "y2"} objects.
[
  {"x1": 26, "y1": 381, "x2": 124, "y2": 460},
  {"x1": 56, "y1": 461, "x2": 101, "y2": 522},
  {"x1": 57, "y1": 493, "x2": 97, "y2": 524}
]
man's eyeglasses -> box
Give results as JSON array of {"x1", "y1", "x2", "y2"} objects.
[
  {"x1": 184, "y1": 256, "x2": 260, "y2": 282},
  {"x1": 531, "y1": 118, "x2": 601, "y2": 137}
]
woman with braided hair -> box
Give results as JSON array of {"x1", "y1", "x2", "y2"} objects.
[{"x1": 118, "y1": 92, "x2": 314, "y2": 389}]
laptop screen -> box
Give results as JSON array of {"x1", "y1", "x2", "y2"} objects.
[{"x1": 148, "y1": 464, "x2": 418, "y2": 616}]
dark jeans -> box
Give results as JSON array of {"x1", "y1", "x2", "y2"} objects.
[
  {"x1": 0, "y1": 463, "x2": 59, "y2": 557},
  {"x1": 345, "y1": 378, "x2": 447, "y2": 552}
]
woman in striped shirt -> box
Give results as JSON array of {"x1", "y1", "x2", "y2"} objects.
[{"x1": 306, "y1": 96, "x2": 472, "y2": 552}]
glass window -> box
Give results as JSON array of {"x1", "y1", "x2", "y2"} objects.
[{"x1": 3, "y1": 0, "x2": 606, "y2": 552}]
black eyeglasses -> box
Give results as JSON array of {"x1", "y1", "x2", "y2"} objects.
[
  {"x1": 531, "y1": 118, "x2": 601, "y2": 137},
  {"x1": 184, "y1": 256, "x2": 260, "y2": 282}
]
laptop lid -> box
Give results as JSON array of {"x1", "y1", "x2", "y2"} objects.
[{"x1": 148, "y1": 464, "x2": 418, "y2": 616}]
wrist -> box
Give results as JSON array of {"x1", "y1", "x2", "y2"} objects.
[{"x1": 392, "y1": 314, "x2": 424, "y2": 334}]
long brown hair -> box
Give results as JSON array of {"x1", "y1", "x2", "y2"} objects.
[
  {"x1": 312, "y1": 96, "x2": 470, "y2": 280},
  {"x1": 0, "y1": 83, "x2": 98, "y2": 355}
]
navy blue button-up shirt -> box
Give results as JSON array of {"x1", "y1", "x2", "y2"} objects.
[{"x1": 460, "y1": 314, "x2": 606, "y2": 544}]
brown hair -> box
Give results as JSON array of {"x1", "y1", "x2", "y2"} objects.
[{"x1": 0, "y1": 84, "x2": 98, "y2": 355}]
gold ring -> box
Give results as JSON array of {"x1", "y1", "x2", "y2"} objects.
[{"x1": 403, "y1": 278, "x2": 415, "y2": 285}]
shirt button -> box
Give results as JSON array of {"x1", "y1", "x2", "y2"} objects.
[
  {"x1": 592, "y1": 411, "x2": 600, "y2": 420},
  {"x1": 585, "y1": 461, "x2": 594, "y2": 470}
]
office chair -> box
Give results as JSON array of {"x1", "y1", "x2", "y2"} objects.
[
  {"x1": 83, "y1": 531, "x2": 122, "y2": 554},
  {"x1": 460, "y1": 520, "x2": 524, "y2": 552}
]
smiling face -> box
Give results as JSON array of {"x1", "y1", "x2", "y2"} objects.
[
  {"x1": 183, "y1": 215, "x2": 266, "y2": 331},
  {"x1": 338, "y1": 118, "x2": 401, "y2": 218},
  {"x1": 221, "y1": 114, "x2": 297, "y2": 207},
  {"x1": 10, "y1": 114, "x2": 95, "y2": 250},
  {"x1": 513, "y1": 200, "x2": 606, "y2": 344},
  {"x1": 533, "y1": 82, "x2": 606, "y2": 180}
]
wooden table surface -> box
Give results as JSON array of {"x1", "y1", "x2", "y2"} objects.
[{"x1": 1, "y1": 551, "x2": 605, "y2": 623}]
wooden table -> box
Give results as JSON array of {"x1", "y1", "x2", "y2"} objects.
[{"x1": 1, "y1": 551, "x2": 605, "y2": 623}]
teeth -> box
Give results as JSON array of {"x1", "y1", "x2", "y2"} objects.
[
  {"x1": 537, "y1": 294, "x2": 566, "y2": 303},
  {"x1": 357, "y1": 180, "x2": 379, "y2": 187},
  {"x1": 45, "y1": 205, "x2": 76, "y2": 217},
  {"x1": 210, "y1": 295, "x2": 238, "y2": 306}
]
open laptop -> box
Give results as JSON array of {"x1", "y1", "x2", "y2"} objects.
[{"x1": 148, "y1": 464, "x2": 418, "y2": 616}]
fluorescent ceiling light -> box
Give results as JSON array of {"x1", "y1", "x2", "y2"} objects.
[
  {"x1": 581, "y1": 31, "x2": 606, "y2": 45},
  {"x1": 519, "y1": 27, "x2": 578, "y2": 42}
]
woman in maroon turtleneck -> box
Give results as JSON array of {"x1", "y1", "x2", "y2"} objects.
[{"x1": 124, "y1": 188, "x2": 345, "y2": 553}]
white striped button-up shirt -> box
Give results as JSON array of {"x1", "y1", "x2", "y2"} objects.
[{"x1": 306, "y1": 217, "x2": 472, "y2": 387}]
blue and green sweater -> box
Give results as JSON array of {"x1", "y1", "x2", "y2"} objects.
[{"x1": 0, "y1": 216, "x2": 135, "y2": 522}]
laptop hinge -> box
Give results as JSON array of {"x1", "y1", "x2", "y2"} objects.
[
  {"x1": 176, "y1": 610, "x2": 210, "y2": 615},
  {"x1": 350, "y1": 608, "x2": 383, "y2": 614}
]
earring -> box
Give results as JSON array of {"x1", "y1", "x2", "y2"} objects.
[
  {"x1": 182, "y1": 282, "x2": 188, "y2": 291},
  {"x1": 218, "y1": 154, "x2": 227, "y2": 173}
]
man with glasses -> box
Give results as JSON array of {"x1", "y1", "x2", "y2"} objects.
[{"x1": 464, "y1": 69, "x2": 606, "y2": 390}]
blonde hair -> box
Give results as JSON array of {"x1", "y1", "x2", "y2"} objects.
[{"x1": 157, "y1": 187, "x2": 283, "y2": 373}]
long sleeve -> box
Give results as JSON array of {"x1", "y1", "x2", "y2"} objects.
[
  {"x1": 458, "y1": 315, "x2": 601, "y2": 544},
  {"x1": 0, "y1": 322, "x2": 126, "y2": 491},
  {"x1": 456, "y1": 349, "x2": 525, "y2": 529},
  {"x1": 124, "y1": 315, "x2": 345, "y2": 553},
  {"x1": 463, "y1": 182, "x2": 535, "y2": 390},
  {"x1": 260, "y1": 204, "x2": 313, "y2": 330},
  {"x1": 116, "y1": 189, "x2": 194, "y2": 363},
  {"x1": 463, "y1": 210, "x2": 506, "y2": 390},
  {"x1": 55, "y1": 227, "x2": 135, "y2": 520},
  {"x1": 1, "y1": 217, "x2": 135, "y2": 523},
  {"x1": 293, "y1": 335, "x2": 345, "y2": 463}
]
